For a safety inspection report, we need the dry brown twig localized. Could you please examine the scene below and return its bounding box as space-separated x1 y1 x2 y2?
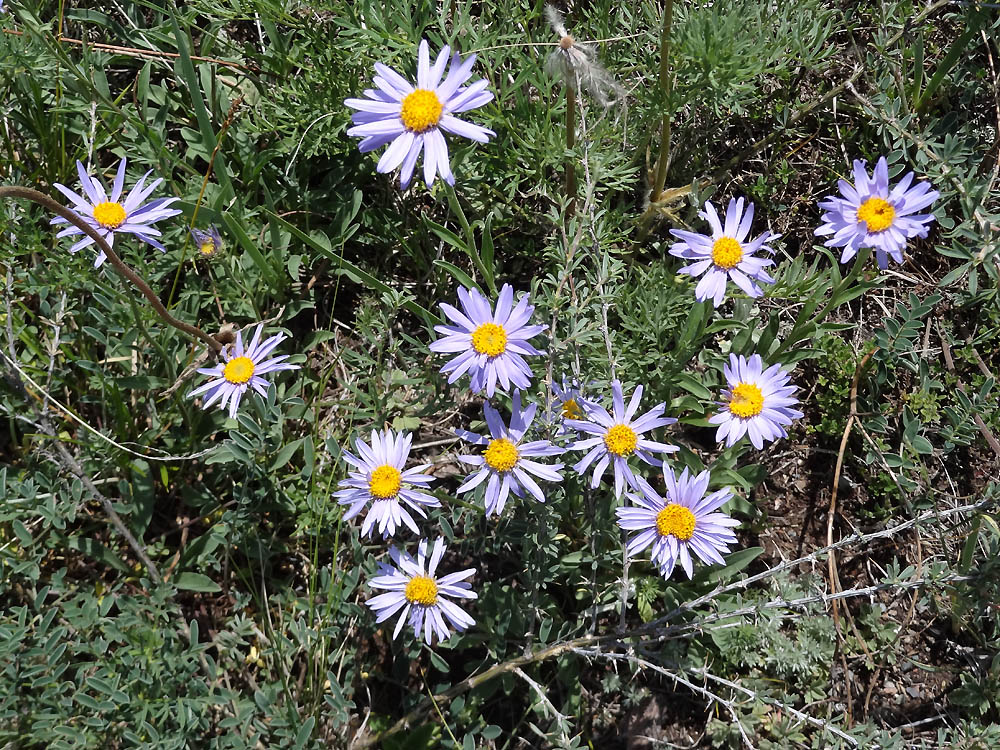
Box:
2 28 255 73
0 186 227 353
825 346 876 721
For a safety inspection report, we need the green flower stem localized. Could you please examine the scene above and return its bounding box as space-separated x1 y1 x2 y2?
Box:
650 0 674 203
444 184 495 295
565 83 577 215
0 186 226 354
769 248 872 361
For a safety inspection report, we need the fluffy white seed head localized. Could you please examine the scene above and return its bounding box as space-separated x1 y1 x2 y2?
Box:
543 4 623 107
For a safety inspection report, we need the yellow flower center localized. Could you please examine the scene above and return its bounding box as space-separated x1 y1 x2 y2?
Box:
604 424 638 457
93 201 127 230
655 503 697 540
471 323 507 357
729 382 764 419
200 241 217 256
711 236 743 269
857 197 896 233
400 89 443 133
368 465 402 499
223 356 255 385
561 398 583 420
404 575 438 606
484 438 519 472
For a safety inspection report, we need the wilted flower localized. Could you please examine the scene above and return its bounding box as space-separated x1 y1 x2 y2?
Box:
815 156 939 269
544 4 622 106
345 39 495 189
429 284 545 397
566 380 677 497
669 198 778 307
455 391 564 517
334 428 439 538
188 323 299 418
617 467 739 580
709 354 803 449
190 225 223 257
51 158 182 268
366 537 477 645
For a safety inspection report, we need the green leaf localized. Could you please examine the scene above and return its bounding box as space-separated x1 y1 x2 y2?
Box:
383 723 435 750
168 10 234 201
266 211 438 325
425 217 470 254
12 519 32 546
673 372 712 400
434 259 477 291
294 717 316 748
62 535 130 573
222 211 280 289
174 572 222 593
428 649 449 672
707 546 764 583
270 438 304 472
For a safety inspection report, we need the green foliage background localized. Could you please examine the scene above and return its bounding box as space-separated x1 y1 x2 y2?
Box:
1 0 1000 747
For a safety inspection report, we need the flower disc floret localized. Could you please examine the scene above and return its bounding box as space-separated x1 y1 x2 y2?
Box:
550 377 587 435
484 438 519 472
369 465 403 499
616 467 739 580
93 201 126 229
561 397 583 420
566 380 678 498
188 324 299 419
815 156 940 269
856 197 895 233
334 428 439 538
669 197 778 307
366 538 477 644
711 237 743 269
344 39 496 189
471 322 507 357
400 89 443 132
455 392 565 517
656 503 696 540
404 575 438 605
603 424 637 457
223 356 255 385
191 226 223 258
51 157 182 268
728 383 764 418
709 354 803 449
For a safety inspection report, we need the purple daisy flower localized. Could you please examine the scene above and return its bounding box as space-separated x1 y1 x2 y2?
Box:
815 156 940 269
187 324 300 418
549 376 586 435
51 158 182 268
616 468 739 580
190 225 223 257
367 537 477 645
429 284 545 397
455 391 564 517
345 39 495 189
708 354 803 449
566 380 678 498
669 197 778 307
334 428 439 538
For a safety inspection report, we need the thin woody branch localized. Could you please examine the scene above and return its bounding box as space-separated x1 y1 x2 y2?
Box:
0 185 226 353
